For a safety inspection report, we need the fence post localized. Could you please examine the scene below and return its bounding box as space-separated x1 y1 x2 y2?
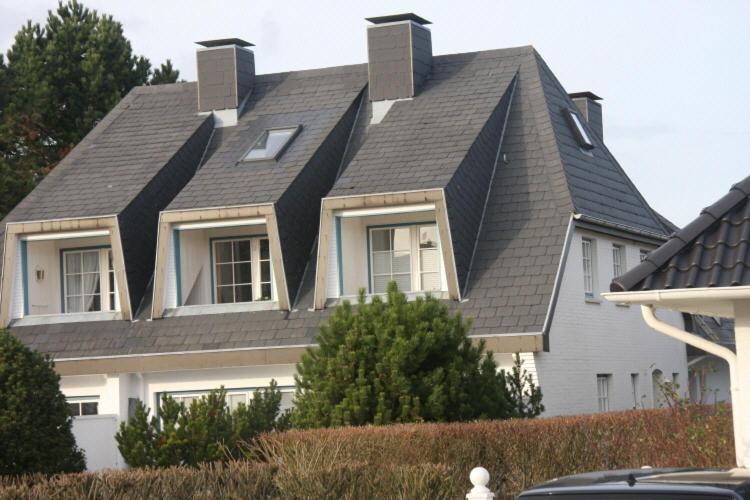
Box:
466 467 494 500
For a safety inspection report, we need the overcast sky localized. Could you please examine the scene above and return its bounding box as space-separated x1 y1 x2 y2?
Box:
1 0 748 227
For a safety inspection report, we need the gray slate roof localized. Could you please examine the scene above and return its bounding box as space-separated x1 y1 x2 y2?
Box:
8 44 672 359
612 175 750 292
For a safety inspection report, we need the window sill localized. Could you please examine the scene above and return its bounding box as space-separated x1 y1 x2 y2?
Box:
615 302 631 308
163 301 280 318
326 290 449 307
12 311 122 327
584 298 602 305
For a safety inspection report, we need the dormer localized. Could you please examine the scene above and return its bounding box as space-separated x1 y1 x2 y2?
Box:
0 218 131 326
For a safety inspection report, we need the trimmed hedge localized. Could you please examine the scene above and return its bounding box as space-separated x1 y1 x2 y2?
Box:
0 406 734 499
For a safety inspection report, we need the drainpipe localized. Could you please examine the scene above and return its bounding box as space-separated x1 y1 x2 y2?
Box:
641 305 746 468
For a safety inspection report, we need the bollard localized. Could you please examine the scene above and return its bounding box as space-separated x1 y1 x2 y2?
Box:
467 467 494 500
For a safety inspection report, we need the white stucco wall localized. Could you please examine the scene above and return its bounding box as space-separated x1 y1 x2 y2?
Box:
532 228 688 416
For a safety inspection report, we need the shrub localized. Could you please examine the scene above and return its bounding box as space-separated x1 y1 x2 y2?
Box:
116 381 289 467
0 329 85 474
292 283 519 427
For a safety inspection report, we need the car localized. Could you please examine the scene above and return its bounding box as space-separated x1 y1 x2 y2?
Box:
517 468 750 499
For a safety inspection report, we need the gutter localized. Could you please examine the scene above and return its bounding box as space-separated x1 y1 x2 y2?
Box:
639 304 745 468
602 286 750 304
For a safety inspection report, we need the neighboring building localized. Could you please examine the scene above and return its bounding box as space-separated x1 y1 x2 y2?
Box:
0 14 687 468
685 315 734 404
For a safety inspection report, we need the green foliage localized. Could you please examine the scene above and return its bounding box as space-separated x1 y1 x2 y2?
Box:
292 282 517 428
0 0 181 220
151 59 181 85
116 382 288 468
0 329 85 474
505 353 545 418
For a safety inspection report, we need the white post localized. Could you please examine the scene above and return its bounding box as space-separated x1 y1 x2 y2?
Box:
733 301 750 468
467 467 494 500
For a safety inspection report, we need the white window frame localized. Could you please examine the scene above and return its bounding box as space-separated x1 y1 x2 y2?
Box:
581 238 596 299
241 126 301 162
612 244 625 278
368 224 443 294
163 386 295 412
67 396 100 417
211 236 274 304
597 374 611 412
639 248 649 262
61 248 119 314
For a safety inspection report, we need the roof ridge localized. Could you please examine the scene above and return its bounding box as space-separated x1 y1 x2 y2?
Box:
611 174 750 292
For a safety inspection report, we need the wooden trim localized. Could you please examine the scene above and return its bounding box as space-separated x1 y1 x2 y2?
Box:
0 231 18 327
321 189 443 211
469 333 544 353
151 218 172 319
160 205 274 224
54 347 309 376
265 208 290 310
435 191 461 300
109 219 132 320
313 206 335 309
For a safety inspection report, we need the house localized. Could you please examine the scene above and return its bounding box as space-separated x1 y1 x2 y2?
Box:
605 174 750 467
685 315 734 403
0 14 688 469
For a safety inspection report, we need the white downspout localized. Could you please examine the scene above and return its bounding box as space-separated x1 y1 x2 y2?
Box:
641 305 746 468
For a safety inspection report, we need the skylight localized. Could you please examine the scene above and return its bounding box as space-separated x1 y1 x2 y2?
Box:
564 109 595 150
242 126 301 161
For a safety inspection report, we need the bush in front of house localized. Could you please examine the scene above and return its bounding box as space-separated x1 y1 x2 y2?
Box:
1 406 734 499
292 282 543 428
115 381 289 467
0 329 85 474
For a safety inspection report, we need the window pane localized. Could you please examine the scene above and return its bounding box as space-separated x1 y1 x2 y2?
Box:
260 261 271 283
419 226 438 249
392 227 410 251
67 403 80 417
217 286 234 304
234 263 252 284
236 285 253 303
393 274 411 292
81 402 98 416
215 242 233 263
109 292 116 311
83 273 101 295
244 128 298 160
228 394 246 411
65 253 81 274
260 239 269 260
392 251 411 274
420 248 439 274
372 253 391 275
84 294 101 312
66 274 82 296
371 229 391 252
373 276 389 293
82 251 99 273
234 240 251 262
215 264 234 286
66 297 82 313
421 272 441 292
260 283 272 301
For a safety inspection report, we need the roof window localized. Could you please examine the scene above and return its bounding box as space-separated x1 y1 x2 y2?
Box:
564 109 594 150
242 126 301 161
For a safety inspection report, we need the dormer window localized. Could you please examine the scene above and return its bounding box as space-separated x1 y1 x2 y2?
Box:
369 224 441 293
62 248 118 313
564 109 594 150
242 126 301 161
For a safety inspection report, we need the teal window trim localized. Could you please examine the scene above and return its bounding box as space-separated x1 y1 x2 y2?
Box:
335 216 343 296
173 229 182 306
365 221 436 295
20 240 28 316
59 245 112 313
208 234 269 305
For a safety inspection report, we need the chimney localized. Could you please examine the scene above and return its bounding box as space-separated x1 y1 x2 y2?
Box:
569 91 603 140
365 13 433 101
196 38 255 117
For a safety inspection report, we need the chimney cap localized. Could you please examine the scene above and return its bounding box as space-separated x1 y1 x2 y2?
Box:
366 13 432 25
196 38 254 48
569 91 603 101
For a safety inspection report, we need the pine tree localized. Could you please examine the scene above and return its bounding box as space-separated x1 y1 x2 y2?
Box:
505 353 545 418
292 283 516 428
0 329 85 474
0 1 180 220
151 59 181 85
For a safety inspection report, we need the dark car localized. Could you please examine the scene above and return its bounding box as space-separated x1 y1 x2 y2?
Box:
517 468 750 499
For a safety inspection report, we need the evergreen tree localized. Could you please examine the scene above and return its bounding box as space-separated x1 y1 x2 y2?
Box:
0 0 180 220
151 59 181 85
292 283 517 428
505 353 545 418
0 329 85 474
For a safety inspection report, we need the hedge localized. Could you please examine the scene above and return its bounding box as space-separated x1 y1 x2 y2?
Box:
0 406 734 499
